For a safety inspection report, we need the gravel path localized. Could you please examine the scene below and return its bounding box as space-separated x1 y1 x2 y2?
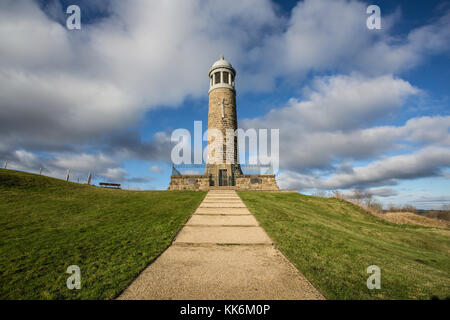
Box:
118 190 324 300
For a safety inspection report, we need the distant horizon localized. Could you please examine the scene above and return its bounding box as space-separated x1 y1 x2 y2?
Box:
2 167 448 211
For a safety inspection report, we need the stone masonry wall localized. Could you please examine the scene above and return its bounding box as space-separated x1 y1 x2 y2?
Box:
168 175 210 191
235 174 279 191
206 87 238 166
168 174 279 191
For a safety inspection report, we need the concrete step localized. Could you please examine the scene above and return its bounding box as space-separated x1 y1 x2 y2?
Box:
204 195 241 198
200 203 246 208
204 199 241 202
187 215 259 226
203 199 242 202
174 226 272 245
195 207 252 215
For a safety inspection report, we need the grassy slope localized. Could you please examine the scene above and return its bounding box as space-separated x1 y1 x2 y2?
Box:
238 191 450 300
0 169 205 299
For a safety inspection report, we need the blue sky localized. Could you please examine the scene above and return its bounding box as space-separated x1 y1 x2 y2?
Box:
0 0 449 209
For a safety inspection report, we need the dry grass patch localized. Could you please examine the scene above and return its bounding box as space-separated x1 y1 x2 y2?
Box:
378 212 449 229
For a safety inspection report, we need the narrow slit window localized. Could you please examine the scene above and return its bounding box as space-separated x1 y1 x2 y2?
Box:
223 71 229 84
214 72 220 84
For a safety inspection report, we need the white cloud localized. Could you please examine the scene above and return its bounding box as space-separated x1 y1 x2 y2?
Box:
278 147 450 190
243 74 422 170
1 0 449 152
101 167 128 181
366 188 398 197
253 0 450 81
0 0 278 149
403 116 450 146
258 76 450 191
52 153 118 172
149 165 163 173
245 74 418 131
12 150 41 169
4 150 130 182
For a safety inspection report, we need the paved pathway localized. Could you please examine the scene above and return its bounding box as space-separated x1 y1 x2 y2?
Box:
118 190 324 299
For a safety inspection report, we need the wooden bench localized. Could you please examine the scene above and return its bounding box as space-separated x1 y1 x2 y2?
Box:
99 182 121 189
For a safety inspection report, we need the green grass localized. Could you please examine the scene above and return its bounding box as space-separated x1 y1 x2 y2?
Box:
0 169 206 299
238 191 450 300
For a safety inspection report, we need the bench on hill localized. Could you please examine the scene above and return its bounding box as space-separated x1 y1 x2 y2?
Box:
99 182 121 189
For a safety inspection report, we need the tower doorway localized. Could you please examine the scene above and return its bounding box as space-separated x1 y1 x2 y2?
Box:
219 169 228 186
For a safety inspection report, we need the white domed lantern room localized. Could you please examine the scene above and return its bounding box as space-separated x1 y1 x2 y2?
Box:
208 54 236 93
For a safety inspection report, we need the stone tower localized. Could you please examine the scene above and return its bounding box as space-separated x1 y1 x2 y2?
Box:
204 55 242 186
168 55 279 191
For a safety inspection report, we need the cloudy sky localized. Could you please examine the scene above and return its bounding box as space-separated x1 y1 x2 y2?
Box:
1 0 449 208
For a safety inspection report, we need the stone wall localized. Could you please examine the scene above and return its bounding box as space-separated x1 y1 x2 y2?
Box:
235 174 279 191
168 174 279 191
206 87 238 167
168 175 210 191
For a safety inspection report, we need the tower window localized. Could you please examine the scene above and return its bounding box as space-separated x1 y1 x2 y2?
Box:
214 72 220 84
231 73 234 84
223 71 229 84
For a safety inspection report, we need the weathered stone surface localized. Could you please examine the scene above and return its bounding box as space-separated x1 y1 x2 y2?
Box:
235 174 279 191
168 174 280 191
168 175 209 190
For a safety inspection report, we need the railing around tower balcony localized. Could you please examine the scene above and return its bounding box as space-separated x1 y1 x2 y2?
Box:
172 164 206 176
240 164 274 175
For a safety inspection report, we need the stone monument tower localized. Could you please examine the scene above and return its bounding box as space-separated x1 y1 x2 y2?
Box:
204 55 242 186
168 55 279 191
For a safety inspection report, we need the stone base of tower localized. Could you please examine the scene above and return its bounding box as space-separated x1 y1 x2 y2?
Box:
235 174 279 191
168 175 210 191
168 174 279 191
203 164 243 188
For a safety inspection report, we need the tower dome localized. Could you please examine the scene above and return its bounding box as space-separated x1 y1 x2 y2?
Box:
209 54 234 72
208 55 236 92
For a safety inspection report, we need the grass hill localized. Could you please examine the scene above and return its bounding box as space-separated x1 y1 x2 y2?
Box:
238 191 450 300
0 169 205 299
1 169 449 300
